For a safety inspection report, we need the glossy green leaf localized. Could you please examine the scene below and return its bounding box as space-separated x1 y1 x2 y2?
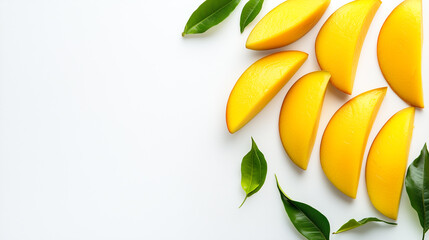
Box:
333 217 396 234
276 175 330 240
239 138 267 208
240 0 264 33
182 0 241 36
405 144 429 240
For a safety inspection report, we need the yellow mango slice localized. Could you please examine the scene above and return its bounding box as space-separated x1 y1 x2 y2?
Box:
378 0 423 108
279 71 331 170
366 107 415 219
246 0 330 50
226 51 308 133
320 87 387 198
315 0 381 94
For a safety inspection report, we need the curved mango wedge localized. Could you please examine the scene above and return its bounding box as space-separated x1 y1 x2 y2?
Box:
366 107 415 219
378 0 423 108
246 0 331 50
279 71 331 170
320 87 387 198
226 51 308 133
315 0 381 94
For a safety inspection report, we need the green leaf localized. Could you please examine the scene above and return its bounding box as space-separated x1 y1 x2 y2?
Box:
240 0 264 33
239 137 267 208
275 175 330 240
333 217 397 234
405 143 429 240
182 0 241 36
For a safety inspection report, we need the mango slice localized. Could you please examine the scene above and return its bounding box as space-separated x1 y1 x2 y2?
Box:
320 87 387 198
366 107 415 219
315 0 381 94
279 71 331 170
378 0 423 108
246 0 331 50
226 51 308 133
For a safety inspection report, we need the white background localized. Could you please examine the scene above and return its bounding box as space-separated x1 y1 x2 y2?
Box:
0 0 427 239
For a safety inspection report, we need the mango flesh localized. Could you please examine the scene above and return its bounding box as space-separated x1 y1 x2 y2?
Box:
315 0 381 94
279 71 331 170
246 0 330 50
320 87 387 198
377 0 423 108
226 51 308 134
366 107 415 219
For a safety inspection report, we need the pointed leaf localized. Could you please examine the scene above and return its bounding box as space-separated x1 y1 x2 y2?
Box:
183 0 241 36
276 176 330 240
405 144 429 239
333 217 396 234
240 0 264 33
239 138 267 207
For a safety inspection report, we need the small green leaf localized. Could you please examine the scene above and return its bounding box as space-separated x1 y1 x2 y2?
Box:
239 137 267 208
240 0 264 33
276 175 330 240
183 0 241 36
405 144 429 240
333 217 397 234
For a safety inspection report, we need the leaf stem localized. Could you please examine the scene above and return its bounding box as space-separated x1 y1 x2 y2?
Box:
239 196 248 208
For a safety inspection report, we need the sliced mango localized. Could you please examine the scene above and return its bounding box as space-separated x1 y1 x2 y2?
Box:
320 87 387 198
378 0 423 108
315 0 381 94
226 51 308 133
279 71 331 170
366 107 415 219
246 0 330 50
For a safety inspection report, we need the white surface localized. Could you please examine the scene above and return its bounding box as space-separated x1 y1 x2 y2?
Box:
0 0 427 239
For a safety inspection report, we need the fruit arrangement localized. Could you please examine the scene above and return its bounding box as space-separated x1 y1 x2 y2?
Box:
184 0 426 238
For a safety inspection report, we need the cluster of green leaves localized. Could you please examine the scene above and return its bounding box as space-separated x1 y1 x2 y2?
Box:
275 175 394 240
239 138 395 239
182 0 264 36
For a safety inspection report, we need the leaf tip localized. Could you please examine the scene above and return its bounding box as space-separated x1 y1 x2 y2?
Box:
251 137 257 148
422 143 429 158
275 174 289 199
